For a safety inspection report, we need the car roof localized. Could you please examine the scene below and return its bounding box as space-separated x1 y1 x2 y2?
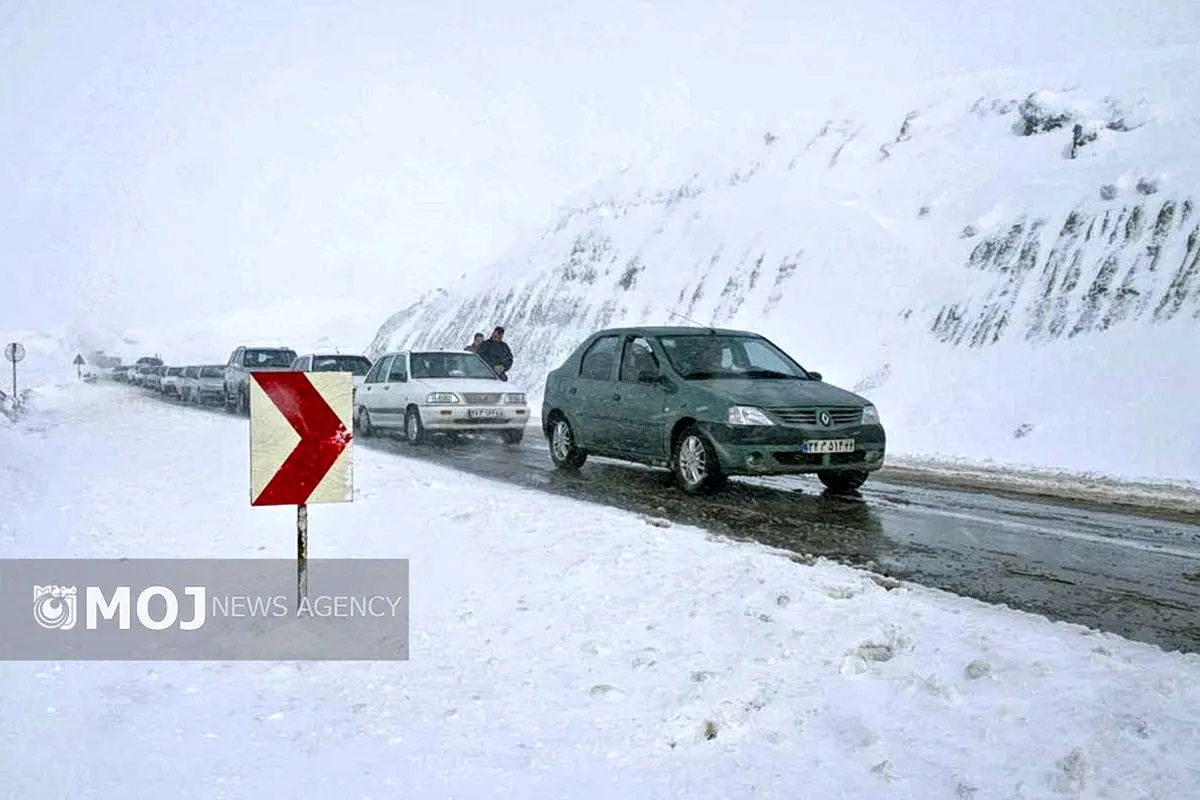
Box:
588 326 762 338
301 352 370 358
379 349 480 356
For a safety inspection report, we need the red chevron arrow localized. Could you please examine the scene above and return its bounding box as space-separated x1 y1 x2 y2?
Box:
252 372 352 506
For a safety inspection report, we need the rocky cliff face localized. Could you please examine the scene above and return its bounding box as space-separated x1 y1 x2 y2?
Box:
368 58 1200 419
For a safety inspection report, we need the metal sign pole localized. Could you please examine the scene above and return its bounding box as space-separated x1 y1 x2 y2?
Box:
297 503 309 614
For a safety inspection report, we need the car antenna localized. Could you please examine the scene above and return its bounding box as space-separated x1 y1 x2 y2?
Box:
667 310 716 334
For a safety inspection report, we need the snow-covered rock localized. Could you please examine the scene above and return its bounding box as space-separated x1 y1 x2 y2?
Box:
368 53 1200 483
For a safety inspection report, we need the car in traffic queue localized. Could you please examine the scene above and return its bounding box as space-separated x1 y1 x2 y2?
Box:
160 366 186 398
142 365 167 392
355 349 529 445
289 353 374 398
222 345 298 414
540 326 885 494
182 365 226 405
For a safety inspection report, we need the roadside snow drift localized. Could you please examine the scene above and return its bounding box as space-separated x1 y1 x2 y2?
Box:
1 383 1197 797
369 52 1200 484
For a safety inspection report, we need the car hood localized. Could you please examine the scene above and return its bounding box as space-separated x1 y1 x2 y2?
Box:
694 378 869 408
411 377 514 394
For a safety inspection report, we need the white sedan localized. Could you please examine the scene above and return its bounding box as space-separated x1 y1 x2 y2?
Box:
354 349 529 444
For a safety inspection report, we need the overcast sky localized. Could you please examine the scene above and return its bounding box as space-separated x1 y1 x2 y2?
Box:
2 0 1195 335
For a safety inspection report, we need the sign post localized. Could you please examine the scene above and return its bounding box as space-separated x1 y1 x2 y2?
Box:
73 353 85 379
4 342 24 407
248 371 353 613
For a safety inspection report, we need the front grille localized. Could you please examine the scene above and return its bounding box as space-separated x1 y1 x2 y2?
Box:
769 406 862 426
462 393 502 405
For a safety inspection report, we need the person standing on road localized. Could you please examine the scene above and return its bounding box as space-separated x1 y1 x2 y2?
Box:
465 332 484 353
476 326 513 381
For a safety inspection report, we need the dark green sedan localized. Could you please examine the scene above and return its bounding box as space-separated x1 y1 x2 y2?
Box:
540 326 886 494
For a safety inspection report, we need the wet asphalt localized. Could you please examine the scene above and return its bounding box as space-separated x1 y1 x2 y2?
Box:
359 428 1200 655
116 384 1200 654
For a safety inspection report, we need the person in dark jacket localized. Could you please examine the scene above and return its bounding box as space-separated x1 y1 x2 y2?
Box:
465 332 484 353
476 326 513 381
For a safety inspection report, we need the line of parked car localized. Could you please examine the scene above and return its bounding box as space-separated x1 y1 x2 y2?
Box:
105 326 888 495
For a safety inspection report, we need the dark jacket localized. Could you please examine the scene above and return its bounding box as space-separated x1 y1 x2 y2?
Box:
476 339 513 377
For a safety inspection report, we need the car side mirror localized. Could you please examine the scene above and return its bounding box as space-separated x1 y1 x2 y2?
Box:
808 371 822 382
636 369 658 385
657 374 677 393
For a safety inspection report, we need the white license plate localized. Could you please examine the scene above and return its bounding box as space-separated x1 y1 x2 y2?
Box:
467 408 504 418
801 438 855 454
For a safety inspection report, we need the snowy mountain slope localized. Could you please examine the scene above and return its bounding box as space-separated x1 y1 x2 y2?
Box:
369 52 1200 483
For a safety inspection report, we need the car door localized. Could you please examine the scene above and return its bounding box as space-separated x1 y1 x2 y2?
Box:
571 335 621 451
611 335 670 458
358 355 392 421
377 353 410 428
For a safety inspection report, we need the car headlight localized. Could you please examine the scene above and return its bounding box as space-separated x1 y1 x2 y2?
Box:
727 406 775 426
861 404 880 425
503 392 525 404
426 392 461 404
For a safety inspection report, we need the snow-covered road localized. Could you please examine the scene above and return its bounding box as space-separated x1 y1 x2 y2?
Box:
2 381 1199 798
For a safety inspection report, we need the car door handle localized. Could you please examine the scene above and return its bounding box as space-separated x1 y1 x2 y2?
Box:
568 387 577 394
612 393 621 401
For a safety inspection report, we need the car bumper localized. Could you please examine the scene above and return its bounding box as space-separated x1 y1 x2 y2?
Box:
421 405 530 431
699 422 887 475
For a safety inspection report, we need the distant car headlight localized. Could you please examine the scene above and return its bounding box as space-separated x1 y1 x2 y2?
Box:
503 392 525 404
861 405 880 425
426 392 461 404
727 406 775 426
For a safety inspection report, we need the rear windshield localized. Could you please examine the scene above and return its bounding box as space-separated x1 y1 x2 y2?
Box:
166 367 183 376
311 355 372 375
244 349 297 368
200 366 224 378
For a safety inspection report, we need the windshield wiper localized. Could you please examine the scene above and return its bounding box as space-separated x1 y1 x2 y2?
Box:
741 369 802 380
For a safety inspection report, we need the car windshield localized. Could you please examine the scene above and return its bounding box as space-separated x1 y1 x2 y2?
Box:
657 334 813 380
409 352 498 380
167 367 182 376
200 366 223 378
244 349 296 368
311 355 372 376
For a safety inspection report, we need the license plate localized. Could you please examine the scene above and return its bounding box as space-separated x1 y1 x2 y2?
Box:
801 438 855 454
467 408 503 418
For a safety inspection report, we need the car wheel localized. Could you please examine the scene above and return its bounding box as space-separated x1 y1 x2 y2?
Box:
404 406 426 445
237 388 249 415
501 429 524 445
356 407 375 437
817 470 869 494
548 415 586 469
672 425 725 495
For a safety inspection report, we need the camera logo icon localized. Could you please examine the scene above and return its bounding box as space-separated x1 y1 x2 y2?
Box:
33 585 77 630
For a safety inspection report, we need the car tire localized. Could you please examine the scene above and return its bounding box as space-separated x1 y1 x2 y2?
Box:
356 407 375 438
548 415 586 470
404 406 426 446
501 429 524 446
237 388 249 416
672 425 726 495
817 470 869 494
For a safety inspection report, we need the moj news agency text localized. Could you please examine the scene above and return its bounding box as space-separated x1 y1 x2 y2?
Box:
32 585 405 631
